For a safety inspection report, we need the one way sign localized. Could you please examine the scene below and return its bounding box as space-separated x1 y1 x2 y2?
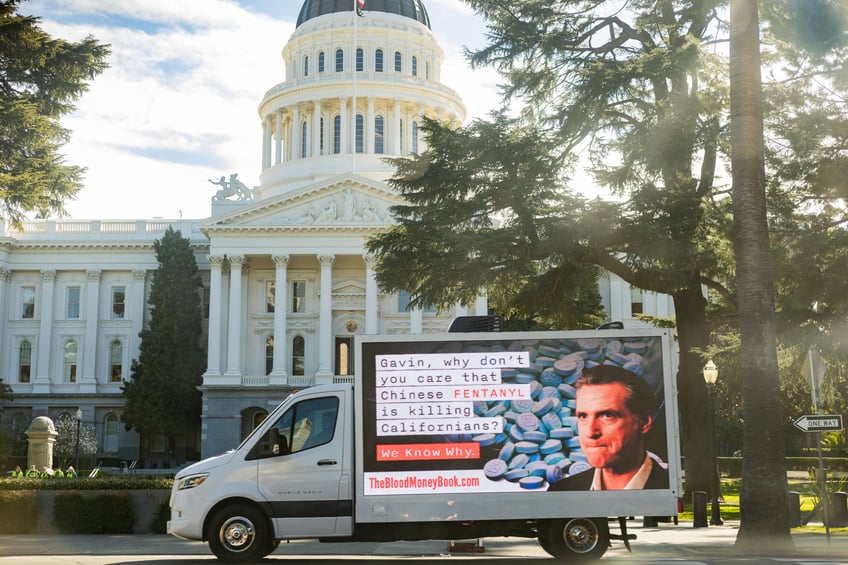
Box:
793 414 843 432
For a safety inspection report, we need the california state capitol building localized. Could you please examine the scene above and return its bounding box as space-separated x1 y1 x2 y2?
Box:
0 0 675 468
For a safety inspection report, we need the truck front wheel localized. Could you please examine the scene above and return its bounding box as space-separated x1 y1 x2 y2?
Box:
207 503 273 563
539 518 609 562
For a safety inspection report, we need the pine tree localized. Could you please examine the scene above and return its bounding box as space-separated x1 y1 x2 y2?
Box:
0 0 110 225
122 227 205 466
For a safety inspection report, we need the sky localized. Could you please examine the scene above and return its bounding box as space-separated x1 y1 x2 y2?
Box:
21 0 502 220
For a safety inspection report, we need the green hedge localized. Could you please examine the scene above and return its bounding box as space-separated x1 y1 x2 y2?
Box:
53 492 136 534
0 491 39 533
0 476 173 490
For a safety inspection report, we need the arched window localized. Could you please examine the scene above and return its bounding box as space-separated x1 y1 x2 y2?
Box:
19 340 31 383
335 48 344 72
110 339 123 382
318 51 325 73
333 115 341 154
301 121 308 158
412 55 417 76
252 410 267 429
64 340 78 383
104 413 119 453
304 55 309 76
355 114 364 153
375 115 384 154
292 336 305 376
394 51 402 72
375 48 383 72
265 335 274 375
412 120 419 153
356 47 364 71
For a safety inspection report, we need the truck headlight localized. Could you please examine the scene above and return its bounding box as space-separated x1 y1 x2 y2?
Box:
177 473 209 490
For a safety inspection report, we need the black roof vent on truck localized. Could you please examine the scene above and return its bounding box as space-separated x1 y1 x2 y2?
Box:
447 315 503 333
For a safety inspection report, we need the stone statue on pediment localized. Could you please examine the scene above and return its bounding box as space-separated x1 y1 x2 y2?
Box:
210 173 254 202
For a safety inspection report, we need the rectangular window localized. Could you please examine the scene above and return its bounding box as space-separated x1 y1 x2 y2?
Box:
110 340 123 382
631 286 644 315
19 341 32 383
67 287 81 319
266 281 276 313
22 286 35 319
111 287 126 319
292 281 306 313
399 290 435 313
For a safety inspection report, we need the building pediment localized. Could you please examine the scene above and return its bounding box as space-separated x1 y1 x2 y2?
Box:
201 175 404 233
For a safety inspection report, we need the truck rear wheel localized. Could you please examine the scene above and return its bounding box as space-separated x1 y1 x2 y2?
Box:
539 518 609 562
207 503 273 563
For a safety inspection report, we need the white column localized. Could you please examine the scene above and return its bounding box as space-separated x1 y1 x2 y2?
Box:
290 105 300 160
410 306 423 334
364 255 378 334
339 97 347 154
312 100 322 157
80 270 101 390
271 255 289 382
608 275 631 321
34 269 56 391
392 98 401 154
366 97 374 153
474 291 488 316
262 117 271 169
130 269 146 360
0 268 9 368
225 255 245 378
275 110 283 164
205 256 224 377
316 254 334 381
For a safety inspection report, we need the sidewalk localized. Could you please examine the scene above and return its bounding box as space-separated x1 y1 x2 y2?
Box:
0 520 846 560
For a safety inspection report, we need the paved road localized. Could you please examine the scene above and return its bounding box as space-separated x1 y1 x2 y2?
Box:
0 520 846 564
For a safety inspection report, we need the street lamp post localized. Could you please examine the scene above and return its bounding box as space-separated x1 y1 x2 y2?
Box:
74 408 82 471
703 360 723 526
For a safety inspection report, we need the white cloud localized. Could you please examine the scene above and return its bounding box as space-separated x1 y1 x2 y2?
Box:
22 0 499 220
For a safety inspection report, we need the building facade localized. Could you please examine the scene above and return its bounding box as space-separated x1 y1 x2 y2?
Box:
0 0 674 466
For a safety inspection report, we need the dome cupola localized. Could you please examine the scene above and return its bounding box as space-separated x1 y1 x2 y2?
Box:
296 0 430 29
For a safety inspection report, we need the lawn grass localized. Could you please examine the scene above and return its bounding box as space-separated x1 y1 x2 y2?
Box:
677 480 848 535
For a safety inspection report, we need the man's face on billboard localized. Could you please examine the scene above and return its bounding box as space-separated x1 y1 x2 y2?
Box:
575 382 651 473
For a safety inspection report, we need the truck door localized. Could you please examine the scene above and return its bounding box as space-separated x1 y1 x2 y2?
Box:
255 392 352 538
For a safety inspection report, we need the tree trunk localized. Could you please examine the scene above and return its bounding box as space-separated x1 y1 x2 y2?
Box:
673 282 714 498
729 0 793 550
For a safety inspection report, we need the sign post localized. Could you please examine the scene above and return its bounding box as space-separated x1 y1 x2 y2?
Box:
799 347 831 540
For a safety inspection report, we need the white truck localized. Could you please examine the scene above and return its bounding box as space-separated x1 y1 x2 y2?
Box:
168 328 681 562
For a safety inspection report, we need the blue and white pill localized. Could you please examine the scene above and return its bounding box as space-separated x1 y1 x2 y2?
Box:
503 410 519 422
539 438 562 455
526 461 548 477
515 372 536 384
544 452 567 465
473 433 497 447
542 413 561 432
540 369 562 388
508 453 529 470
529 380 543 399
485 404 507 418
515 441 540 454
505 468 530 482
498 441 516 461
483 458 508 480
516 412 541 432
565 437 582 449
557 383 577 399
512 399 535 413
606 351 630 365
623 361 644 376
473 401 489 416
532 398 554 416
567 461 592 475
546 465 564 484
569 451 588 462
549 427 574 439
519 475 546 489
522 430 548 443
509 425 524 442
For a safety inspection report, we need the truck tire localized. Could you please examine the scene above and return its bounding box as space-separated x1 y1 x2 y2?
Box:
539 518 609 562
207 503 273 563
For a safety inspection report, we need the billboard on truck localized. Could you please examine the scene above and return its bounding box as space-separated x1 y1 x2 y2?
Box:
355 329 680 522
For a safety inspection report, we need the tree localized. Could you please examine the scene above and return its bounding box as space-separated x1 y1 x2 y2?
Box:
728 0 792 547
370 0 728 497
52 413 96 469
0 0 110 226
122 226 205 466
